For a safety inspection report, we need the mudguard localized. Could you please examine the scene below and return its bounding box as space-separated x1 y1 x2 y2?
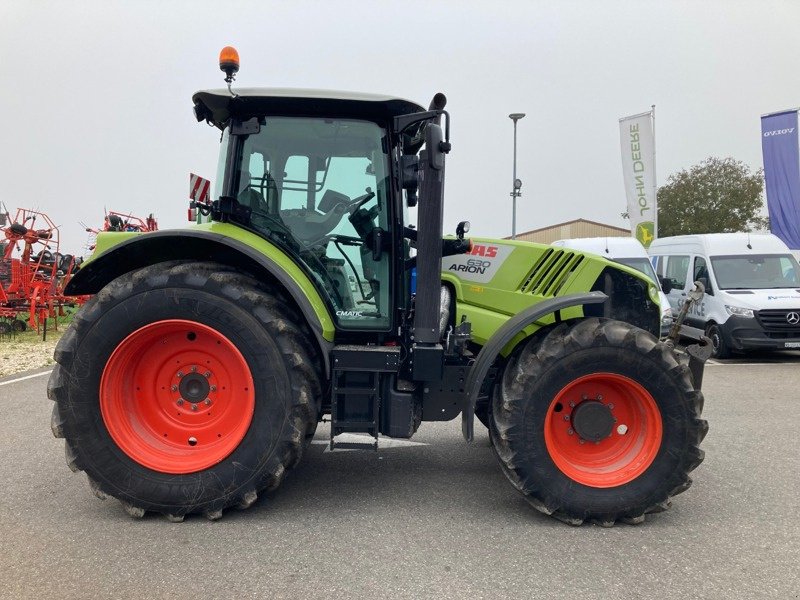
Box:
66 228 336 374
461 291 607 441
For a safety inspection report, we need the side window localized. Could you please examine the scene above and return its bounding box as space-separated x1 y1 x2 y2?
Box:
281 155 311 210
779 257 800 285
213 128 230 201
666 255 689 289
652 255 664 277
693 257 708 281
243 153 266 193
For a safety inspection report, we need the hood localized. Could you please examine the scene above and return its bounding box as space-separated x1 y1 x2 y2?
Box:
720 288 800 309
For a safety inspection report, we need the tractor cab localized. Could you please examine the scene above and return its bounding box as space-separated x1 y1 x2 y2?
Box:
192 89 427 332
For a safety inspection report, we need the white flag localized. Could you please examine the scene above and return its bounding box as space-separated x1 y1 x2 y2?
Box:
619 111 657 247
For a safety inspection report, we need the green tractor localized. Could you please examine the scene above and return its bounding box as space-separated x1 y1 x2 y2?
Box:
49 48 708 525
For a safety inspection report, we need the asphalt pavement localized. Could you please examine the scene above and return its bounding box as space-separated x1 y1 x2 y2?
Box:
1 357 799 600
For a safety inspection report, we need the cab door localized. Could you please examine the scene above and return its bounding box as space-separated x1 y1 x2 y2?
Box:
235 117 394 332
685 255 710 325
659 254 691 313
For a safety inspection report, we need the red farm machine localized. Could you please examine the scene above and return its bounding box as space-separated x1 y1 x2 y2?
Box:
0 207 83 334
84 210 158 251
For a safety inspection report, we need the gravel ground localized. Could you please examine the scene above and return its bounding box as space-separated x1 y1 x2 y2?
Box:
0 328 63 377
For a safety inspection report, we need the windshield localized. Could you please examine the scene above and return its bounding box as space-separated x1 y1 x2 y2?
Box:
710 254 800 289
613 257 659 285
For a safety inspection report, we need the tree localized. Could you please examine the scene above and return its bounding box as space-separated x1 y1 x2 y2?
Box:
657 157 767 237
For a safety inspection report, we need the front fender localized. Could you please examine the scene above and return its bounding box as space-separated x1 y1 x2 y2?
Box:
461 291 607 442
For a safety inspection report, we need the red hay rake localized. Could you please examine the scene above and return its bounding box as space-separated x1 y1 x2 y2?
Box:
1 207 83 333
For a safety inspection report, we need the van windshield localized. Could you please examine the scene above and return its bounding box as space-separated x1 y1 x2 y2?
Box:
710 254 800 289
613 257 658 285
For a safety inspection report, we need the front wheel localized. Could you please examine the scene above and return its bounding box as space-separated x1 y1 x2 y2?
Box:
705 322 731 359
48 262 322 520
490 318 707 526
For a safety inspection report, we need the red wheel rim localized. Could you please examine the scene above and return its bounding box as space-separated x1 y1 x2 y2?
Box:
544 373 662 488
100 319 255 474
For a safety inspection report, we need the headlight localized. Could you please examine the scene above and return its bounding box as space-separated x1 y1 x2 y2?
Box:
725 305 754 318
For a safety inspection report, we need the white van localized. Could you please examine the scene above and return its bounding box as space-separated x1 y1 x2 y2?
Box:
552 237 673 336
648 233 800 358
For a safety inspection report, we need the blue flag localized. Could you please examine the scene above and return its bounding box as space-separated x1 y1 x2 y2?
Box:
761 110 800 249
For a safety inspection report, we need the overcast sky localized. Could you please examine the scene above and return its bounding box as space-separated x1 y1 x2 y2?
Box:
1 0 798 254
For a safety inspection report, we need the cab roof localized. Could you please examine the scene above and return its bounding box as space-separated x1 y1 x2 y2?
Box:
192 87 426 129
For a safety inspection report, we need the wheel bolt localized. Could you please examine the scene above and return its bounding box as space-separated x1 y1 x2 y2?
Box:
608 403 614 410
204 371 211 378
581 394 588 400
210 385 217 392
190 366 197 373
579 439 585 445
177 371 184 378
567 428 574 435
177 399 184 406
569 401 575 408
563 415 570 421
171 385 178 392
191 404 198 411
204 399 211 406
597 394 603 401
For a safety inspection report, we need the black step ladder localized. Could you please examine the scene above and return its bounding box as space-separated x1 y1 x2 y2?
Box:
329 345 401 451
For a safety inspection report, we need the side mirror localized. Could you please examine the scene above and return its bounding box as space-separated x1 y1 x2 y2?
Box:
400 155 419 207
425 123 447 171
456 221 470 240
659 276 673 294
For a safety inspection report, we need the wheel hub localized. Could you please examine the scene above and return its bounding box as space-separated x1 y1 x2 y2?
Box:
179 371 210 403
571 400 614 442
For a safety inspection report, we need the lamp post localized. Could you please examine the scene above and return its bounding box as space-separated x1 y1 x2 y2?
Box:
509 113 525 239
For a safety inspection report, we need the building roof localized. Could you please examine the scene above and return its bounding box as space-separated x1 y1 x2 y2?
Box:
508 218 630 239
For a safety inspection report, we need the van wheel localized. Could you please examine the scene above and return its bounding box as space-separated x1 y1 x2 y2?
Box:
705 323 730 359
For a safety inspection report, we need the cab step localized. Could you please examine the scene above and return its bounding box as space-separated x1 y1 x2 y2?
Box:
329 345 401 451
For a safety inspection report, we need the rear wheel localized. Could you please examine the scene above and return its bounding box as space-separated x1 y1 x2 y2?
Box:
0 320 11 335
490 318 707 526
11 319 26 332
48 262 322 520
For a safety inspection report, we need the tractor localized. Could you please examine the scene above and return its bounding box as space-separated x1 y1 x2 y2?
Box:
49 48 708 525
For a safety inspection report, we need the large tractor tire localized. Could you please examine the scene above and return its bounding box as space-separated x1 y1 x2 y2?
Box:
48 262 323 521
490 318 707 526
